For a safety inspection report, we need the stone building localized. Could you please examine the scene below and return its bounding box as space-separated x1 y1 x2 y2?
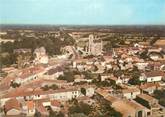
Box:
86 34 103 55
34 47 48 64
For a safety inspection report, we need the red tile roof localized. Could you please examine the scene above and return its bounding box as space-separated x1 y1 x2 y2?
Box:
51 100 61 107
19 66 45 79
35 102 48 115
144 71 164 77
137 94 157 102
5 98 21 112
140 83 160 89
122 88 140 94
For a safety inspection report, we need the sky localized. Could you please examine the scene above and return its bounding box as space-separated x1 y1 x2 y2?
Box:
1 0 165 25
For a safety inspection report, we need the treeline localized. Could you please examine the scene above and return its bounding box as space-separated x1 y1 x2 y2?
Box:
1 37 75 55
0 33 75 66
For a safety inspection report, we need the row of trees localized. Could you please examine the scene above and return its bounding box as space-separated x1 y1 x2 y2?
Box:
68 100 92 116
154 89 165 107
57 70 75 82
0 53 17 66
67 98 120 117
92 74 122 89
34 108 64 117
41 84 58 91
99 102 122 117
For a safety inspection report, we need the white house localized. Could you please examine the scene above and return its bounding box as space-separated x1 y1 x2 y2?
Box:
100 74 111 81
1 86 95 104
86 87 95 97
121 88 141 99
140 71 164 83
140 83 160 94
135 62 149 70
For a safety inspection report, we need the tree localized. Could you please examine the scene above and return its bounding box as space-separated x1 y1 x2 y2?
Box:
34 110 41 117
97 74 101 82
16 52 32 69
41 84 58 91
159 98 165 107
1 53 17 67
68 101 92 116
154 89 165 106
82 71 93 79
119 39 125 45
41 85 49 91
48 106 64 117
57 71 75 82
92 74 115 87
93 65 98 72
79 102 92 115
81 88 86 96
57 75 66 80
104 42 112 52
128 77 141 85
113 70 123 78
104 39 119 52
0 31 76 67
140 49 148 60
1 41 14 53
56 111 65 117
64 71 75 82
128 66 141 85
49 109 56 117
51 84 58 90
10 81 21 88
101 103 122 117
69 104 82 114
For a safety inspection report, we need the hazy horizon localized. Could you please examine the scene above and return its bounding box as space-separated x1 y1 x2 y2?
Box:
1 0 165 25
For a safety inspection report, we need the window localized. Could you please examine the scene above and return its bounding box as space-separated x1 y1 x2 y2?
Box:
147 112 151 116
138 111 143 117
